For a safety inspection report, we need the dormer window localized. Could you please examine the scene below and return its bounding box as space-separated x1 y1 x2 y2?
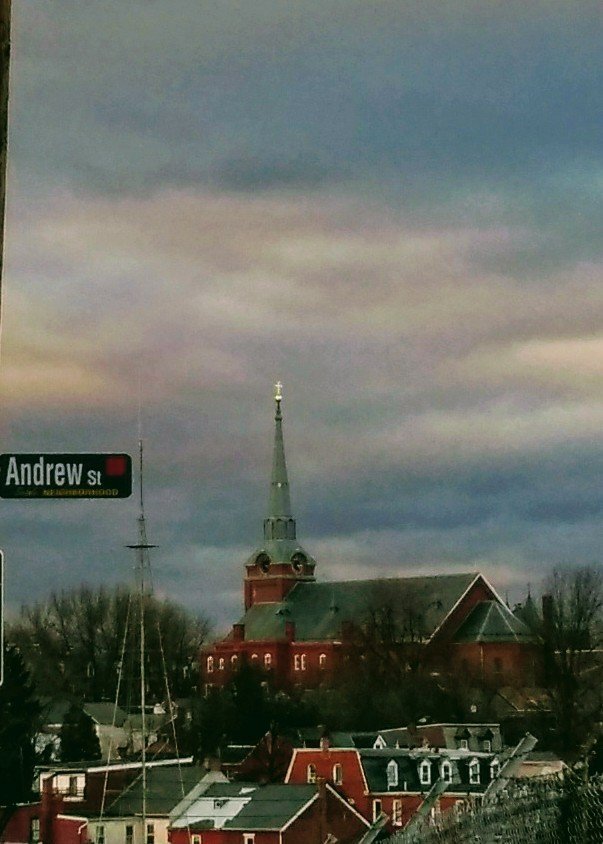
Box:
386 759 398 789
307 764 317 784
469 758 480 785
482 739 491 752
419 760 431 787
459 739 468 750
490 759 500 780
440 761 453 783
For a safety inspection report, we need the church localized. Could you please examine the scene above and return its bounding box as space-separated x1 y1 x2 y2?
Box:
202 387 539 692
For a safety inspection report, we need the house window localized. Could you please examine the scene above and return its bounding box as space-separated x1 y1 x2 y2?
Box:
243 835 255 844
231 655 238 667
441 761 453 783
294 654 301 671
218 658 225 671
301 653 306 671
68 775 78 796
386 759 398 788
372 799 382 822
483 740 491 753
30 818 40 844
319 653 327 669
460 739 468 750
96 826 105 844
307 764 317 783
392 799 403 826
191 836 202 844
333 763 343 785
419 760 431 786
490 759 500 780
494 658 503 676
469 759 481 785
264 653 272 669
125 826 134 844
206 656 214 673
251 653 259 662
146 823 154 844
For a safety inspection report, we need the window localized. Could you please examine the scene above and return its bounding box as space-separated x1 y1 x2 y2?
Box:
68 775 78 796
251 653 259 662
441 761 453 783
392 799 403 826
243 835 255 844
372 799 382 822
125 826 134 844
206 656 214 673
294 654 301 671
231 655 238 667
319 653 327 669
460 739 468 750
482 740 491 753
191 836 202 844
30 818 40 844
301 653 307 671
333 763 343 785
307 763 317 783
469 759 481 785
264 653 272 669
494 658 503 676
96 826 105 844
218 658 225 671
419 760 431 786
146 824 154 844
386 759 398 789
490 759 500 780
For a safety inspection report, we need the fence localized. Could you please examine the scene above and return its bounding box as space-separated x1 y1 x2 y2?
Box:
385 772 603 844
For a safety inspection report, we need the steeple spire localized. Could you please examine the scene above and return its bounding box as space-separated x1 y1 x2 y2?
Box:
264 382 296 541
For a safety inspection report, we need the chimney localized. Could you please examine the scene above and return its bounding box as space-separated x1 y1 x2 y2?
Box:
285 620 296 642
319 726 330 752
233 623 245 641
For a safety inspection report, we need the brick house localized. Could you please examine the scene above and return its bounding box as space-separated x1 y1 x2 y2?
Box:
168 779 369 844
202 391 539 692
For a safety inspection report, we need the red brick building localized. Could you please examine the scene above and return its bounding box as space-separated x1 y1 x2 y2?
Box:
202 391 539 691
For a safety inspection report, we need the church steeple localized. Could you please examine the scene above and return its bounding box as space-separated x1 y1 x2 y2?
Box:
264 382 296 542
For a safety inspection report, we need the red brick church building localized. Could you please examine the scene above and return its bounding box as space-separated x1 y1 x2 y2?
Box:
202 389 539 691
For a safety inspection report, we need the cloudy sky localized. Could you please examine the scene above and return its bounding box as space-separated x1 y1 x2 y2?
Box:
1 1 602 630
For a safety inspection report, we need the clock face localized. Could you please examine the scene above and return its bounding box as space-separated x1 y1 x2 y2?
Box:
256 553 270 573
291 552 307 572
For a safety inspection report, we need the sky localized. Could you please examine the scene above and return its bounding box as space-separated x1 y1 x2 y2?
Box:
1 1 602 631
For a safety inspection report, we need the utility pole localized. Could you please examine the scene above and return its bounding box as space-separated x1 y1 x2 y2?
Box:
0 0 10 332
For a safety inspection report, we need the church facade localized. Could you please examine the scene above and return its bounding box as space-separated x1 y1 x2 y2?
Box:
201 390 539 692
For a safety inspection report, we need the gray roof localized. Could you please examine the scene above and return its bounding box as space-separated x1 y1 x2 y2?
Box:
185 782 317 831
453 601 537 644
107 764 205 817
360 749 501 795
237 573 479 642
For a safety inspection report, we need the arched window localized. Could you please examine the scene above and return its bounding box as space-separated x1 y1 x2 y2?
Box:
319 653 327 669
469 759 480 785
333 763 343 785
251 653 259 662
307 764 317 784
218 658 225 671
264 653 272 669
440 761 453 783
419 760 431 786
490 759 500 780
301 653 307 671
230 655 238 667
206 656 214 673
386 759 398 789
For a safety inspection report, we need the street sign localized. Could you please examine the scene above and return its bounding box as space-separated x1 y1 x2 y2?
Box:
0 453 132 499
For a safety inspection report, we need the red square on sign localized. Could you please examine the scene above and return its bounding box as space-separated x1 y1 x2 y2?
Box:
105 455 127 477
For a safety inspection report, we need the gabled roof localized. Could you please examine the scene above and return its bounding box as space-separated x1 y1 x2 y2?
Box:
452 601 537 644
106 764 204 817
172 782 318 831
237 572 480 642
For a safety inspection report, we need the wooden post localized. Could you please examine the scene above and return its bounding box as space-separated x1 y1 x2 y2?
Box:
0 0 10 331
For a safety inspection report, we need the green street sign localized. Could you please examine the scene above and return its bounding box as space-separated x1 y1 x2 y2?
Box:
0 453 132 499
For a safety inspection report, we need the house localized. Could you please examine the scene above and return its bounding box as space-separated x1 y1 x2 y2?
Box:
201 391 540 692
372 723 504 754
285 741 506 833
168 779 370 843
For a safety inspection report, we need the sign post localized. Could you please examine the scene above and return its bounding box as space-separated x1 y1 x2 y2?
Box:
0 453 132 499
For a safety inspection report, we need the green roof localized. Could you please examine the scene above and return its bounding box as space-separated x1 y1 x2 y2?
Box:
453 601 537 644
237 572 479 642
107 764 205 817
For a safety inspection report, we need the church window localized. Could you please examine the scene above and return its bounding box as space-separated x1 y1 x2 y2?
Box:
419 760 431 786
386 759 398 788
264 653 272 668
206 656 214 673
333 763 343 785
218 658 225 671
319 653 327 669
307 764 317 783
441 761 453 783
392 800 403 826
469 759 481 785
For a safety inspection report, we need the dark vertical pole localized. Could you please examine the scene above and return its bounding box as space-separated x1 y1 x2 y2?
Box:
0 0 10 332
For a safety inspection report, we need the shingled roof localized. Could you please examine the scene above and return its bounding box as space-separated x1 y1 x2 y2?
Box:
236 572 481 642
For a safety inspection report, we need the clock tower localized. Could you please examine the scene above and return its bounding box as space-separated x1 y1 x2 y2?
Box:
244 383 316 610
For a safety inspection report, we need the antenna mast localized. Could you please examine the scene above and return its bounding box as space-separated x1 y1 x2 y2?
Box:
126 437 157 834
